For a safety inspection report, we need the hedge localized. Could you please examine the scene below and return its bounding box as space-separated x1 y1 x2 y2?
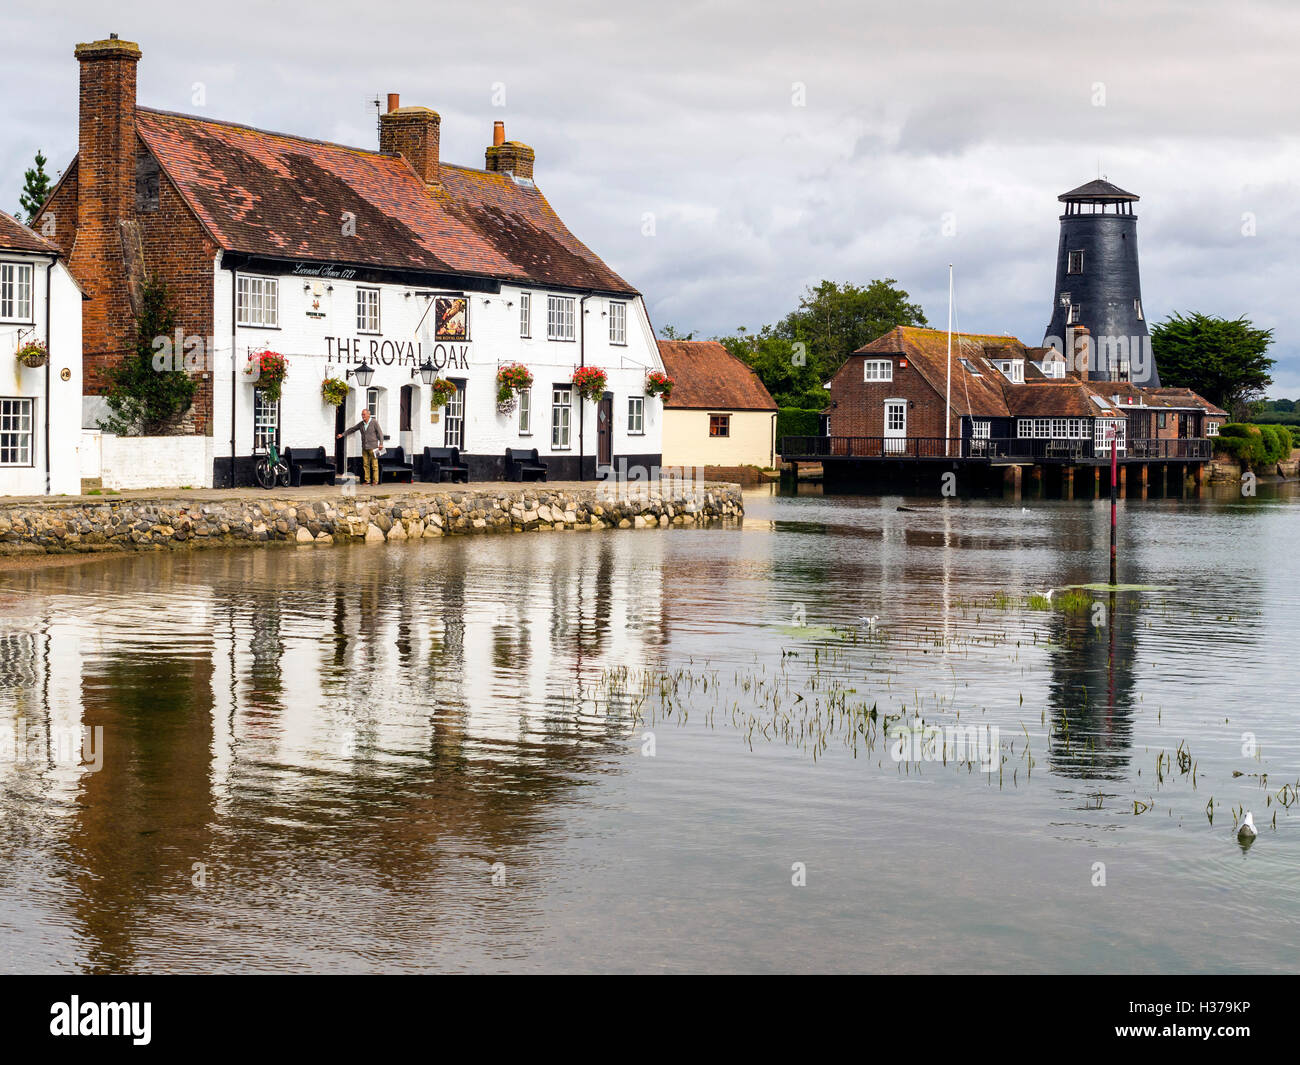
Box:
1215 423 1295 467
776 407 823 441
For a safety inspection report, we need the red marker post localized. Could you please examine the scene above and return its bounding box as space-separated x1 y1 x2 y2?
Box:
1108 423 1118 587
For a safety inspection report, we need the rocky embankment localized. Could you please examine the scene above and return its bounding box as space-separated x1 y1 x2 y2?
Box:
0 482 744 556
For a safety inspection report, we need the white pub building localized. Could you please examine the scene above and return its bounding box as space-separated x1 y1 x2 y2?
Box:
35 37 666 487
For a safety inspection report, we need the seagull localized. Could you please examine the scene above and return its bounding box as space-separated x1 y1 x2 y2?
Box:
1238 812 1257 840
1021 507 1030 514
1037 589 1055 602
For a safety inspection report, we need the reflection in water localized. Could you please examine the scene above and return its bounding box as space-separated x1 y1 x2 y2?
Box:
0 487 1297 974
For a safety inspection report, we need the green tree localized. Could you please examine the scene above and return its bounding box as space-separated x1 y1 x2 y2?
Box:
17 150 52 224
1150 312 1274 414
774 279 927 379
658 324 695 340
100 277 197 435
717 325 827 408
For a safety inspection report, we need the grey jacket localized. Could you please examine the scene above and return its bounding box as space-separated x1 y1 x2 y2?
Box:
344 418 384 450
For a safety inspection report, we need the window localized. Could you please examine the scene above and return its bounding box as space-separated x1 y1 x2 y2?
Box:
551 387 572 448
863 359 893 382
366 387 381 418
237 275 279 327
1067 303 1080 325
519 292 531 338
959 357 983 377
1095 418 1126 453
628 396 644 434
444 382 465 449
997 360 1025 383
547 295 576 341
1134 298 1143 321
609 301 627 345
0 263 33 321
252 388 279 453
356 287 380 333
0 398 33 466
971 419 990 440
1157 412 1167 429
1068 250 1084 274
1042 358 1065 379
1207 421 1220 437
709 414 730 438
518 388 531 435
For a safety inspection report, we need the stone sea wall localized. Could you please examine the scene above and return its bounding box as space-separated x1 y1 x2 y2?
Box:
0 483 744 556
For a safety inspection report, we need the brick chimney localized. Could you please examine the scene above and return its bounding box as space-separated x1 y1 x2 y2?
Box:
485 122 535 181
72 33 143 387
379 96 440 184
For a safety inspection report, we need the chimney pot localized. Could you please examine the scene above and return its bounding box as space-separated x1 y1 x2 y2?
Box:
493 121 505 147
387 93 400 113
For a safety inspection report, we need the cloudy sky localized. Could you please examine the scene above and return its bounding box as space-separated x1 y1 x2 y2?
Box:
7 0 1299 394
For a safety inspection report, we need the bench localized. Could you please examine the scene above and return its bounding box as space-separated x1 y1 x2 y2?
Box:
505 447 548 482
377 445 415 483
284 446 336 487
422 446 469 483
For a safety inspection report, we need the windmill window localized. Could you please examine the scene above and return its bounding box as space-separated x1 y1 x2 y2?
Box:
1067 250 1084 274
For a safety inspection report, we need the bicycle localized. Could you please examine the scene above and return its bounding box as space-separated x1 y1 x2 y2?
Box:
254 444 291 489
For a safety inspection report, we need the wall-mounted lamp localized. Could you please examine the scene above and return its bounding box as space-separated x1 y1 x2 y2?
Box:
410 359 437 386
346 362 375 389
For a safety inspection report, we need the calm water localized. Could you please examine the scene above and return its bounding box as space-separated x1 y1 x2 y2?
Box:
0 484 1297 974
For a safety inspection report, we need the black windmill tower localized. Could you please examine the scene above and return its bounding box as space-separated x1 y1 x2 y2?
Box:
1042 178 1159 386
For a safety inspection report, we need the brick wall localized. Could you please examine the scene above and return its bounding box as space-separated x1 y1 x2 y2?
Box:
826 354 949 438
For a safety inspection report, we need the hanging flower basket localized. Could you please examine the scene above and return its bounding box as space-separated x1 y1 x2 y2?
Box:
572 366 608 404
321 376 349 407
496 362 534 414
645 370 675 400
245 349 289 402
430 378 457 409
15 339 47 369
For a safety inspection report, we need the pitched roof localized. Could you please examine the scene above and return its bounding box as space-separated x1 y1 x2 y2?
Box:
1006 380 1123 417
657 340 778 411
851 326 1018 417
1147 387 1228 415
0 209 61 255
134 107 637 294
1059 178 1139 203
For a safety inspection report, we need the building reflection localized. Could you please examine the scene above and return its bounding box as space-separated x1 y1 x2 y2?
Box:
0 535 667 971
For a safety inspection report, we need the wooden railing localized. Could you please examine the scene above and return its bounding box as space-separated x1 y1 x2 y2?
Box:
780 436 1213 461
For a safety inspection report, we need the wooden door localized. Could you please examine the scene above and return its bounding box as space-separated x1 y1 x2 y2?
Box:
597 393 613 466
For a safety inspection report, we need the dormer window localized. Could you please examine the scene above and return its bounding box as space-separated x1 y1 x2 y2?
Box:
995 359 1024 383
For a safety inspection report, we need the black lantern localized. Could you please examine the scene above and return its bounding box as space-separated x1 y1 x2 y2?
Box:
411 359 437 386
347 362 375 389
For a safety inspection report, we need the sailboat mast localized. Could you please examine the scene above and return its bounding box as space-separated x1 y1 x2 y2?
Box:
945 264 953 457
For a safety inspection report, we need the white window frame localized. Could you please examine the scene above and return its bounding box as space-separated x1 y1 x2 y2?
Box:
883 399 907 453
627 395 644 434
1207 421 1220 437
1134 298 1143 321
863 359 893 382
237 274 279 328
0 397 34 466
609 301 627 345
519 292 531 338
365 387 382 419
551 387 572 449
1095 418 1127 453
547 295 576 341
356 287 381 333
1067 303 1080 325
0 262 34 322
252 388 279 453
971 419 991 440
518 387 532 435
444 383 465 450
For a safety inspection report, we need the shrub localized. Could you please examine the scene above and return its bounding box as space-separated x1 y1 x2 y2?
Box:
100 277 197 435
777 407 823 441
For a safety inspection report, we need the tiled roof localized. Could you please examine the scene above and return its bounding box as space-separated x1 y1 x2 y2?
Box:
1007 380 1123 417
134 108 637 294
0 210 61 255
1148 387 1228 415
657 340 778 411
851 326 1019 417
1059 179 1138 202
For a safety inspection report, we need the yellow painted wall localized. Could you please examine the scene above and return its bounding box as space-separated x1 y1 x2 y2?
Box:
661 410 775 468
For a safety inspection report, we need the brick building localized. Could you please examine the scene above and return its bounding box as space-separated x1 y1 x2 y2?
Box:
36 35 666 486
822 325 1224 458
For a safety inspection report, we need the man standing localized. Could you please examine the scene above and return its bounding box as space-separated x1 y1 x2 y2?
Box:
337 408 385 485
